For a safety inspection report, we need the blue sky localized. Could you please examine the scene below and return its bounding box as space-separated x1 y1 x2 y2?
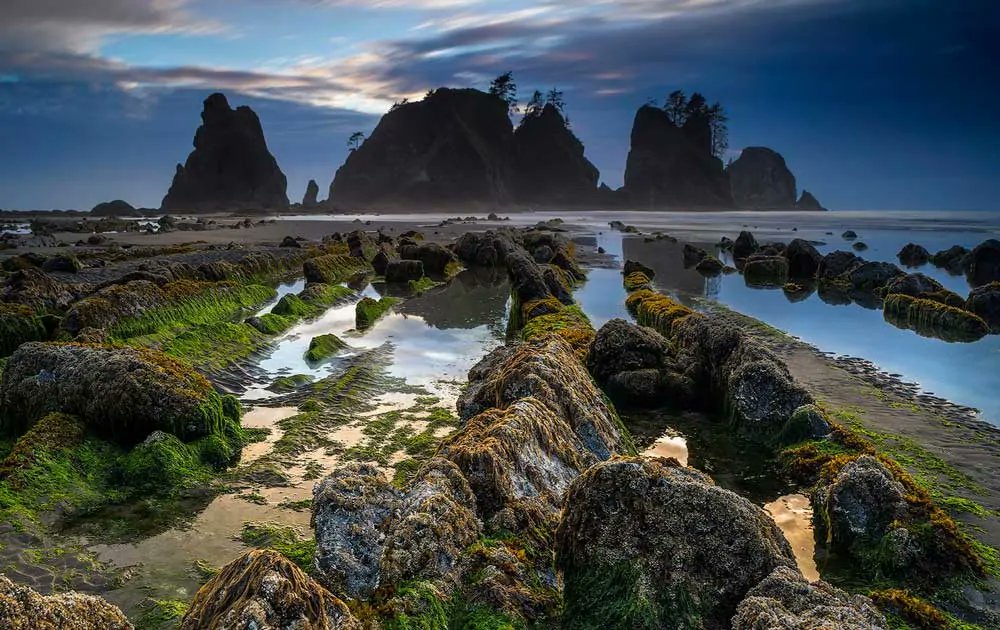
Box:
0 0 997 211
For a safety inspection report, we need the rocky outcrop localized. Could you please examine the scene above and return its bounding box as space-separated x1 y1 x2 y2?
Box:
884 293 989 342
622 105 732 208
90 199 135 216
847 261 904 293
397 241 458 276
966 238 1000 286
898 243 930 267
732 566 886 629
818 250 863 278
161 93 289 211
733 230 759 260
784 238 822 278
0 342 238 443
813 456 907 554
587 319 694 406
967 282 1000 333
329 88 515 207
454 231 518 267
796 190 825 210
930 245 969 273
881 273 964 307
181 550 359 630
727 147 797 209
311 459 480 599
1 268 80 312
513 104 599 203
302 179 320 207
384 259 423 283
0 574 132 629
743 255 789 287
556 457 796 628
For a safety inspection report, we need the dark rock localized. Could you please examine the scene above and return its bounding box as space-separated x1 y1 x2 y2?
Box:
0 574 132 629
41 254 82 273
2 252 46 271
732 566 886 629
505 249 552 305
329 88 515 206
90 199 135 216
847 261 904 292
852 241 868 251
966 238 1000 286
733 230 759 260
182 549 359 630
454 231 517 267
897 243 930 267
814 456 907 552
513 103 599 203
744 255 789 287
161 93 289 211
621 105 732 207
682 243 707 267
881 273 963 306
587 319 694 406
842 230 858 240
385 259 424 283
796 189 825 210
302 179 320 207
279 236 301 248
399 241 458 276
727 147 797 209
818 250 864 278
774 403 831 444
346 230 377 261
556 457 795 629
312 459 480 599
967 282 1000 333
695 255 725 276
1 268 79 311
784 238 822 278
623 260 655 278
531 244 553 263
0 342 238 444
371 248 391 275
930 245 969 273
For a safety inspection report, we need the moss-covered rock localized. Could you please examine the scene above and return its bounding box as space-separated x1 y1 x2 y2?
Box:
743 255 789 287
625 289 699 336
0 342 240 443
312 459 481 600
385 259 424 283
520 304 594 359
355 296 398 330
556 457 796 629
784 238 822 278
303 253 370 284
883 293 989 342
398 242 459 276
623 271 651 292
898 243 930 267
0 302 48 357
967 281 1000 333
0 574 132 629
305 334 347 363
181 549 359 630
732 566 886 629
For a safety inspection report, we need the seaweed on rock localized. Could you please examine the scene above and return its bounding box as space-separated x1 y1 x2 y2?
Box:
355 296 398 330
883 293 989 342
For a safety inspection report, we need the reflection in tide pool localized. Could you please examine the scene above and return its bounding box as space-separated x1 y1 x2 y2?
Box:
641 432 689 466
765 494 818 581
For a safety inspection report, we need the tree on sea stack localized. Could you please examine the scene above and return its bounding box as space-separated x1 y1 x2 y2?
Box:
347 131 365 152
488 71 519 114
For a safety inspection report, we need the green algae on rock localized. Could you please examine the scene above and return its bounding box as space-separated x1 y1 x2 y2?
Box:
305 334 347 363
0 574 133 629
303 253 370 284
355 296 398 330
0 303 49 357
181 549 359 630
0 342 240 444
883 293 989 342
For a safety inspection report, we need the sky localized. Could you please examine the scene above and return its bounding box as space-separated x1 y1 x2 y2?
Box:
0 0 997 212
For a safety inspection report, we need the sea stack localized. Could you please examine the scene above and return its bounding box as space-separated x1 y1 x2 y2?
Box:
302 179 320 208
621 105 732 207
727 147 797 209
161 93 289 212
513 103 599 204
328 88 516 207
796 189 825 210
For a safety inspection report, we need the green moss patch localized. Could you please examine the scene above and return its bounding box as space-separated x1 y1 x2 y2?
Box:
240 521 316 574
0 303 48 357
408 276 440 295
356 296 399 330
305 334 347 363
883 294 989 342
158 322 268 372
520 304 594 360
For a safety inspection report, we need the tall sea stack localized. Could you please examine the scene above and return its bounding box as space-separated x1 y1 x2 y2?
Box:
727 147 797 209
513 103 599 204
161 93 289 212
328 88 516 207
621 105 732 207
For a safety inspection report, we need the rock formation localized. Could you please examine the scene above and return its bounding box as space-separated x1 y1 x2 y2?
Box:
161 93 289 212
784 238 822 278
181 549 359 629
898 243 930 267
796 189 825 210
556 457 796 628
90 199 135 216
966 238 1000 286
727 147 797 209
622 105 732 207
302 179 320 207
967 282 1000 333
513 104 599 203
329 88 515 207
0 574 132 629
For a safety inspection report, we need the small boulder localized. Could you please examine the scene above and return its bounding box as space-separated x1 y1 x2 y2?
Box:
454 231 517 267
682 243 707 267
399 241 458 276
385 259 424 283
41 254 82 273
743 255 789 287
556 457 795 629
279 235 301 248
966 238 1000 286
813 456 907 552
0 575 131 629
695 255 725 275
732 566 886 629
966 282 1000 333
897 243 930 267
784 238 822 278
623 259 655 278
733 230 759 260
182 550 358 630
842 230 858 240
847 261 904 292
930 245 969 273
817 250 863 278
